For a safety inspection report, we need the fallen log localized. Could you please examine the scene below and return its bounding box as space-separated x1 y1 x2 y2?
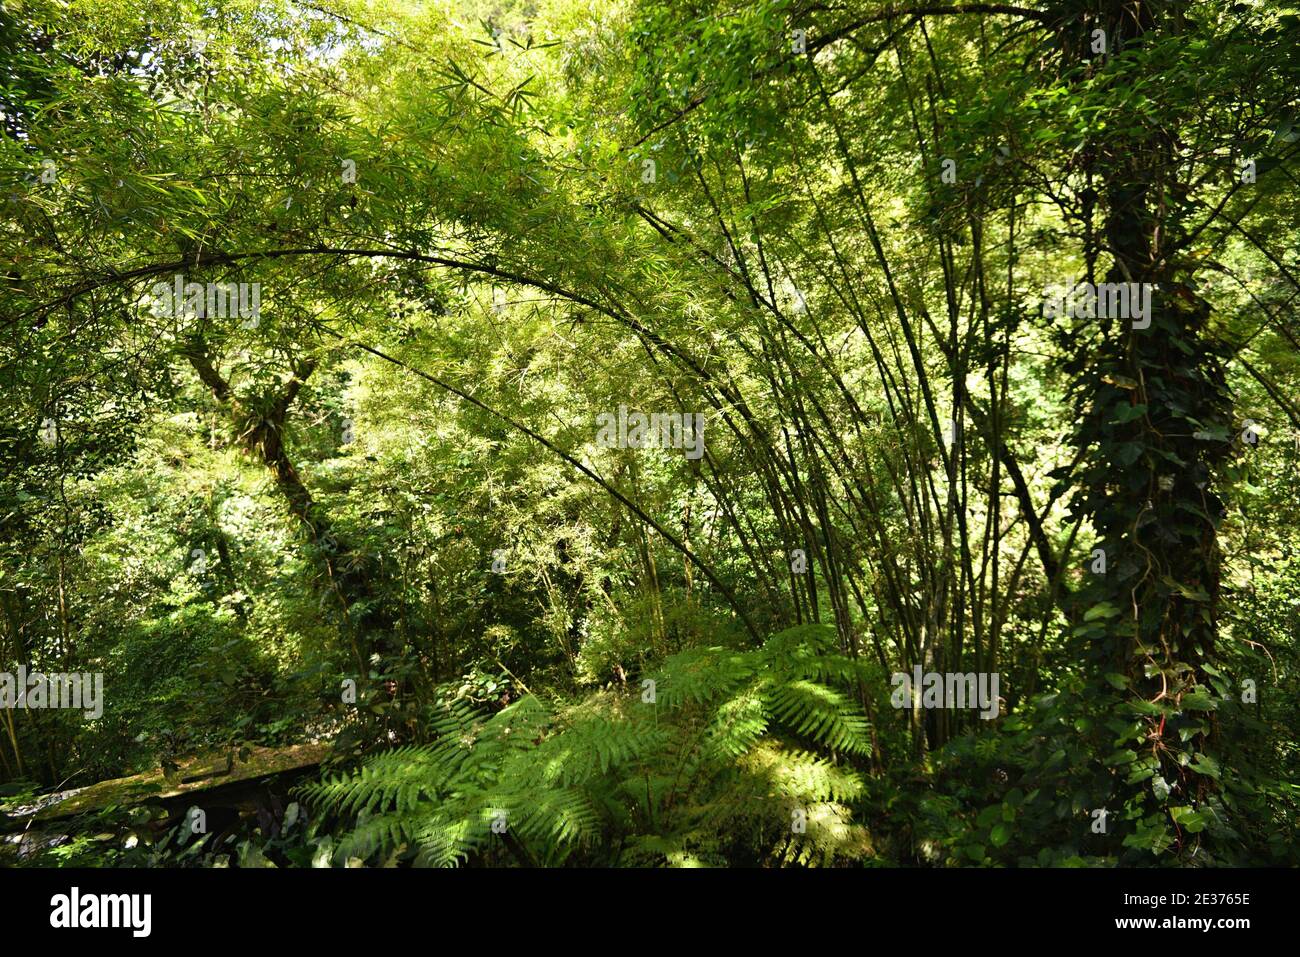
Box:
3 742 330 828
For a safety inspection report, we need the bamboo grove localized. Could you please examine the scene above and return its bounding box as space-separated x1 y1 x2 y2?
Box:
1 0 1298 866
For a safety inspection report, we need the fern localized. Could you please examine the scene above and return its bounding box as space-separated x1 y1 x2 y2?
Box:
303 744 442 817
763 679 872 755
652 645 757 709
304 623 878 866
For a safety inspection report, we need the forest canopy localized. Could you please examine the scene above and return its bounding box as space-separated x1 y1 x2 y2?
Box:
1 0 1298 868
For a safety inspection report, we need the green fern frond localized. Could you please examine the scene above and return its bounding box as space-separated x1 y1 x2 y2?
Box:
763 678 872 754
651 646 757 710
773 801 872 867
308 629 879 867
299 744 440 817
411 814 487 868
337 809 422 861
528 712 667 787
512 786 604 846
759 746 865 804
704 685 769 759
761 623 840 664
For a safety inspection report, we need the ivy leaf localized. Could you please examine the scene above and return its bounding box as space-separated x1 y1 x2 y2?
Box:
1190 753 1221 780
977 804 1003 828
1114 442 1144 466
1085 602 1121 622
1180 692 1219 712
1112 403 1147 424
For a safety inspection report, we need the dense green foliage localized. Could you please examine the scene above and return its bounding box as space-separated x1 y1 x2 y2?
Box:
1 0 1297 867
